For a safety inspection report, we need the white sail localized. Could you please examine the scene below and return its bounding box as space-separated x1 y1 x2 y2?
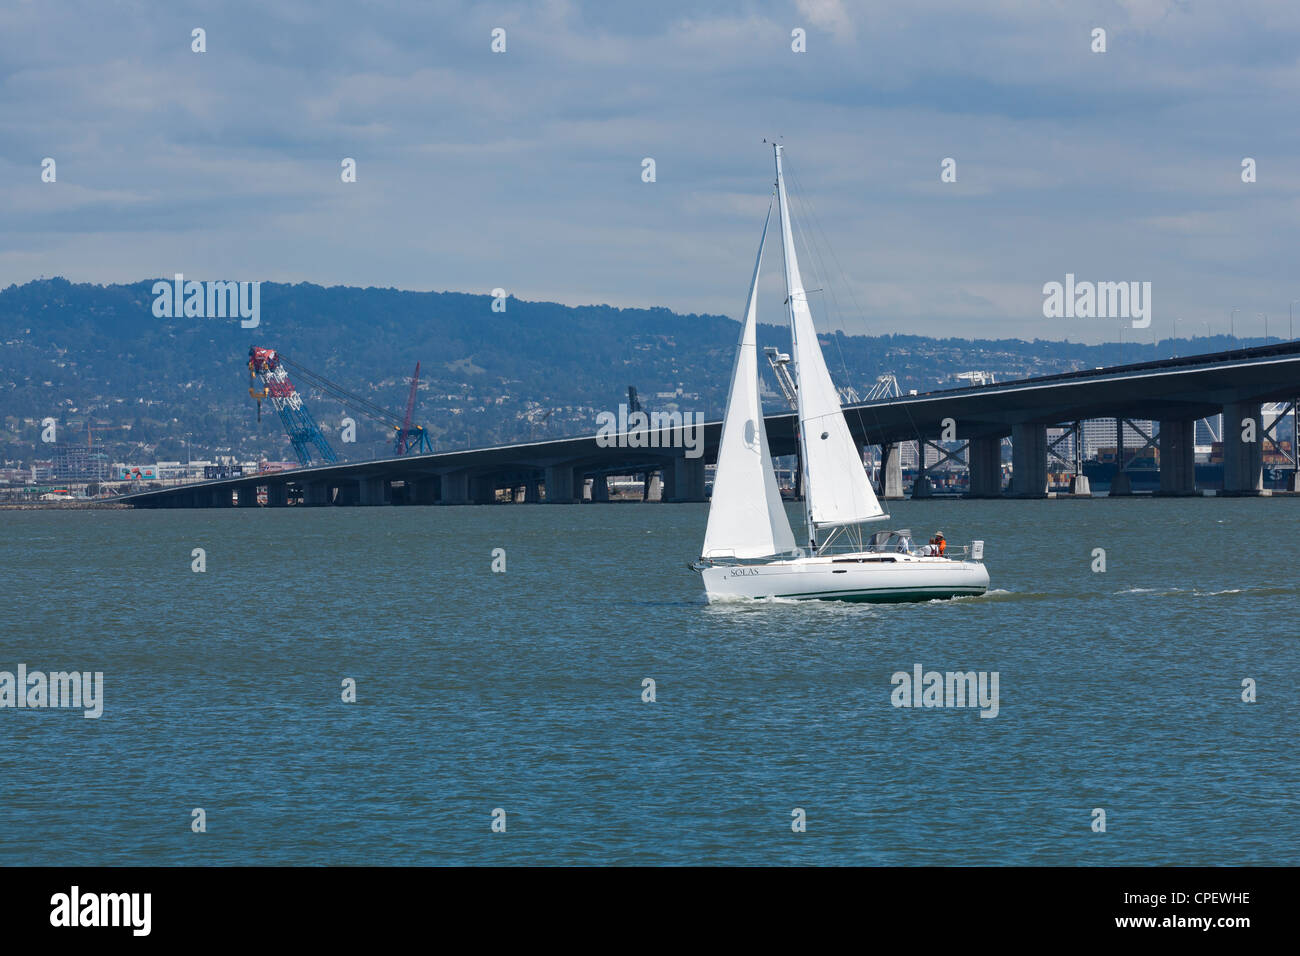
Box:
701 200 797 560
773 145 886 541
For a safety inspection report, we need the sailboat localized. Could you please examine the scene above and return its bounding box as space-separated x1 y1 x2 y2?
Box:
693 144 990 603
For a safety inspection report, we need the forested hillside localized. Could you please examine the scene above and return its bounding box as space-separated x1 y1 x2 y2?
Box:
0 278 1233 466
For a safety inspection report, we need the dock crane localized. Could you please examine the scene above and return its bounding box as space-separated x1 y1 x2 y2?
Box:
248 347 338 466
392 362 434 456
247 347 433 466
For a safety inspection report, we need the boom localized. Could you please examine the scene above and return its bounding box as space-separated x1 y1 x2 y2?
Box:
248 347 338 466
248 347 433 463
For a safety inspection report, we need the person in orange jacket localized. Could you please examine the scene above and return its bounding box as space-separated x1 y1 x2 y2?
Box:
935 532 946 556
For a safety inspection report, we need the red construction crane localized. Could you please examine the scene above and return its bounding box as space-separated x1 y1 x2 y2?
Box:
393 362 432 455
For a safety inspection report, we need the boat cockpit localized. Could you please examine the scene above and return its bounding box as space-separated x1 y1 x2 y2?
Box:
864 529 915 553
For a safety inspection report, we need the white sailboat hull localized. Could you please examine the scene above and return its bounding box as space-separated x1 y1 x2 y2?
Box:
701 552 990 603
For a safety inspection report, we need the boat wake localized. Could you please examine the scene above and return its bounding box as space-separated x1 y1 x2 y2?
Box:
939 587 1018 603
1113 584 1294 599
702 587 1024 609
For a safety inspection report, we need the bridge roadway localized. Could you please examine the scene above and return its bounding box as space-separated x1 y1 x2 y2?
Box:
121 341 1300 507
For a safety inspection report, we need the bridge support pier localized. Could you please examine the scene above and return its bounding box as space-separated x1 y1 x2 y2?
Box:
1108 417 1133 496
1222 401 1264 495
524 479 542 503
911 469 933 498
469 477 495 504
238 486 259 507
359 476 387 506
591 475 610 502
1222 403 1263 496
544 465 582 503
439 472 469 504
878 443 904 499
1010 424 1048 498
1157 419 1197 496
267 483 289 507
409 477 438 505
646 471 663 501
966 436 1003 497
211 488 235 507
302 481 331 506
664 456 706 502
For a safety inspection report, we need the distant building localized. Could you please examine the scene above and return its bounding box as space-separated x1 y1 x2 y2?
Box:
51 443 109 481
1080 419 1154 458
899 441 941 470
1195 415 1222 446
1047 426 1076 462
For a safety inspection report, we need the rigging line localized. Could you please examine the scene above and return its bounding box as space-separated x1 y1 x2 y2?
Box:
774 157 814 547
785 165 930 470
784 162 885 442
280 359 395 416
784 167 867 419
783 161 922 462
278 356 406 427
782 162 876 551
293 380 403 430
291 374 402 428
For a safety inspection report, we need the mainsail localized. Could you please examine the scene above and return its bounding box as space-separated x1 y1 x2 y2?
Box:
773 144 886 543
700 199 797 560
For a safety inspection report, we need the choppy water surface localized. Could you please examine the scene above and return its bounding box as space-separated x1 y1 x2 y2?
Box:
0 498 1295 865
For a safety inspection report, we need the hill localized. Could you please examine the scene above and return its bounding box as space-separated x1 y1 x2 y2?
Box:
0 277 1240 467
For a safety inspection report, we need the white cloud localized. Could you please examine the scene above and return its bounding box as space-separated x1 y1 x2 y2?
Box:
0 0 1297 342
795 0 856 40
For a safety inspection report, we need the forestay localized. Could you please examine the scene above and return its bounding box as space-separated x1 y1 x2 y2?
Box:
773 145 886 537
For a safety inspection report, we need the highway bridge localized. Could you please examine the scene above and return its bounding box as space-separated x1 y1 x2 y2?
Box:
120 342 1300 508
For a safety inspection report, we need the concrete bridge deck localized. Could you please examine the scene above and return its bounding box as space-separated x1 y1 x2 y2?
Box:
120 342 1300 507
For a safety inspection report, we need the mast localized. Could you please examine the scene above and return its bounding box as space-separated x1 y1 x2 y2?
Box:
774 144 817 549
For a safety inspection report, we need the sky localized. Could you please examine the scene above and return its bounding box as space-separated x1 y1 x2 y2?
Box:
2 0 1299 344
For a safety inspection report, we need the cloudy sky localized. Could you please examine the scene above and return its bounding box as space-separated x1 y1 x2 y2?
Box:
2 0 1298 343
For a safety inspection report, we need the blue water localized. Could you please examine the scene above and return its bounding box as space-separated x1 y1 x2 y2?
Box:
0 499 1294 865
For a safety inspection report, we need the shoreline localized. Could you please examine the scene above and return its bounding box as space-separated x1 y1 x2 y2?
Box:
0 501 130 510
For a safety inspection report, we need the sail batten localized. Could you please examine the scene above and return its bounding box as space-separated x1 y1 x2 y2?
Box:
773 145 886 543
700 199 797 561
